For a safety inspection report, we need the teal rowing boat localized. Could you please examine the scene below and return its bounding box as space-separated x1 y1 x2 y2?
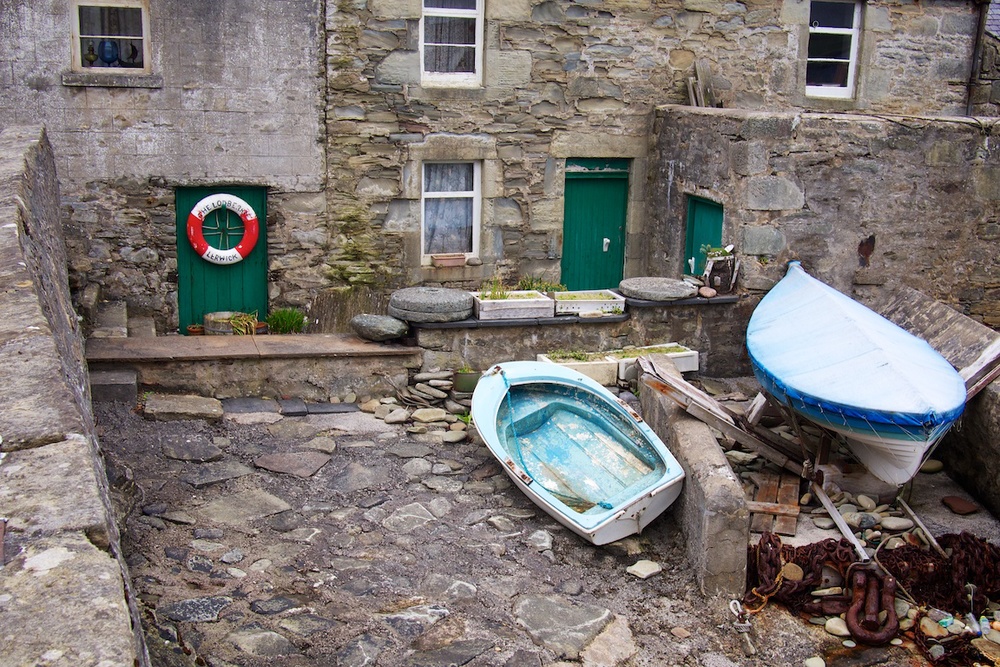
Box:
471 361 685 544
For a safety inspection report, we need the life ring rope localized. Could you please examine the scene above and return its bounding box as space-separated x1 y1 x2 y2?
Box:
187 193 259 265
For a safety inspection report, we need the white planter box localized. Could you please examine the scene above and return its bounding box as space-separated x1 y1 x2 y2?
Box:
472 290 554 320
554 289 626 315
537 353 619 386
608 344 700 380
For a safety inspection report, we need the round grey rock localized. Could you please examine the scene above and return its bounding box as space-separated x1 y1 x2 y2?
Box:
350 314 409 341
618 277 698 301
387 303 472 323
389 287 474 313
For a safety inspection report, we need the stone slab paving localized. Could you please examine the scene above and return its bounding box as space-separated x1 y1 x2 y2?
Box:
93 398 928 667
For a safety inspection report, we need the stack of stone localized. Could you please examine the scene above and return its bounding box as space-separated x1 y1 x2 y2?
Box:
360 369 475 445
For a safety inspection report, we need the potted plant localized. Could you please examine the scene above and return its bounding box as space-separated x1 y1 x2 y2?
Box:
553 289 626 316
452 364 481 393
267 307 307 334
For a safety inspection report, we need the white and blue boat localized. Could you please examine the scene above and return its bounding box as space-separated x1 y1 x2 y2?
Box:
471 361 685 545
746 261 966 485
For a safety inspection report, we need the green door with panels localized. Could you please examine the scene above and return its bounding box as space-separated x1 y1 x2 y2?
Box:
176 186 268 332
684 196 723 275
561 159 629 290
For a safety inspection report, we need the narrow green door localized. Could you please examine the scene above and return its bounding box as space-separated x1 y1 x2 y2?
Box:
561 159 629 290
684 196 723 275
176 186 268 332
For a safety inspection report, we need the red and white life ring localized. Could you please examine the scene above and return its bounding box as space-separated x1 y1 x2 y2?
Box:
187 193 259 265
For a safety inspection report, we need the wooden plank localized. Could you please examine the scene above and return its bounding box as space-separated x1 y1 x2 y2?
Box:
774 475 801 536
745 500 800 517
695 59 716 107
750 472 779 533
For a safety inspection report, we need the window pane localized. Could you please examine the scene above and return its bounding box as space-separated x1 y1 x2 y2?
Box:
425 0 476 9
424 198 473 254
425 46 475 73
806 61 849 87
80 37 143 67
810 2 855 29
424 17 476 45
79 6 143 37
808 33 852 60
425 163 474 192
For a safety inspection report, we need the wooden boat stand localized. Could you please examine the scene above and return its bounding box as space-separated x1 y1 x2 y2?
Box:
638 356 865 561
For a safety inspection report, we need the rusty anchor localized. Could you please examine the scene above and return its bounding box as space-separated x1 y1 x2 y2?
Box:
844 568 899 645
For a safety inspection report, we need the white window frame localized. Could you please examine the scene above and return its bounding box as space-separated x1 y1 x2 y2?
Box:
419 0 484 88
805 0 861 100
71 0 151 74
421 161 482 263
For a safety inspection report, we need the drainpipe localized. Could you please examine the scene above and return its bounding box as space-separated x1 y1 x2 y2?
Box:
967 0 990 116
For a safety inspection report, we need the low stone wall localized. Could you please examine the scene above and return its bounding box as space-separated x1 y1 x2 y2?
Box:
0 127 146 665
413 296 754 377
638 362 749 598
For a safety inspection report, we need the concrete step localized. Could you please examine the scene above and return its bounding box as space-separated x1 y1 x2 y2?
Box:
89 300 128 338
89 369 137 403
128 316 157 338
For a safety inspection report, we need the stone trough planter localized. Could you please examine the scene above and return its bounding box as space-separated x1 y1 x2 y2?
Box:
553 289 626 315
472 290 555 320
536 352 619 386
609 343 700 380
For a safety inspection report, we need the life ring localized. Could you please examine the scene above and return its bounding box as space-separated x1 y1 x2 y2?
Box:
187 193 259 265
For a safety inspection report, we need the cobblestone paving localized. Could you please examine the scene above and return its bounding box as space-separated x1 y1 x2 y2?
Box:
94 401 911 667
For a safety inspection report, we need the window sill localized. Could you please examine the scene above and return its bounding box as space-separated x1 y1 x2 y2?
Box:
62 71 163 89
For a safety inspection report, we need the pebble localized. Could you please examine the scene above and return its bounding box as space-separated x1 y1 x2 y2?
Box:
879 517 914 532
812 587 843 597
841 640 856 648
781 562 804 582
626 560 662 579
670 626 692 639
812 517 835 530
804 657 825 667
920 616 950 638
856 494 876 511
825 617 851 637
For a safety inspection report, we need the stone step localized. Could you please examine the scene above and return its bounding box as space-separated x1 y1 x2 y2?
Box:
127 316 157 338
89 300 128 338
89 369 137 403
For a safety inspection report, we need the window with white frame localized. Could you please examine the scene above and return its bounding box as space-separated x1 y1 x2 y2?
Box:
422 162 481 258
420 0 483 87
806 0 861 99
71 1 150 72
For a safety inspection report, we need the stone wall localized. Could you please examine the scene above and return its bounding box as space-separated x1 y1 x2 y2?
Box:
652 106 1000 328
0 127 146 665
942 383 1000 517
0 0 326 330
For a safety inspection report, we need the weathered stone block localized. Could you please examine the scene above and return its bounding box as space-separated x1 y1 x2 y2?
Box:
375 50 419 85
741 226 785 256
745 175 804 211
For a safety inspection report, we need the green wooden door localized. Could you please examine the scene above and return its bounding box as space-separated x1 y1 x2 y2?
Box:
684 196 723 275
561 159 629 290
176 186 268 332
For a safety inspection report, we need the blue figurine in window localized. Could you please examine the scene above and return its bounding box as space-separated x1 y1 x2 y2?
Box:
97 39 119 66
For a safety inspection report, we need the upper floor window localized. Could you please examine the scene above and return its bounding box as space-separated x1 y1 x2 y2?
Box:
420 0 483 88
71 1 150 73
806 1 861 99
422 162 481 259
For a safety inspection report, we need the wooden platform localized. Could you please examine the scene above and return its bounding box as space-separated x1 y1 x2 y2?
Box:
747 471 801 536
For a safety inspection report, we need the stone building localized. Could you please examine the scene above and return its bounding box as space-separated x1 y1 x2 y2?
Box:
0 0 996 333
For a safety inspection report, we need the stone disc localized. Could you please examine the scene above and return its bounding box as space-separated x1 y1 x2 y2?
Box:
618 277 698 301
389 287 474 313
387 304 472 323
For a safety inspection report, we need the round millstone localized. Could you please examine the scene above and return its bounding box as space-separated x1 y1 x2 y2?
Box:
618 277 698 301
350 314 409 341
389 286 474 313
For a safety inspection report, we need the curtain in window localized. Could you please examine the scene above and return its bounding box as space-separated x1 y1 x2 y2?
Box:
423 0 477 73
79 5 143 68
424 163 474 255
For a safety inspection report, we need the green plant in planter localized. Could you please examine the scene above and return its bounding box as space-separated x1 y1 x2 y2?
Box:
480 273 509 300
267 307 306 334
516 275 566 293
229 311 258 335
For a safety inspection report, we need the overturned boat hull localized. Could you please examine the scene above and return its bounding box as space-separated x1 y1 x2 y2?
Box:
746 262 966 486
471 361 684 545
